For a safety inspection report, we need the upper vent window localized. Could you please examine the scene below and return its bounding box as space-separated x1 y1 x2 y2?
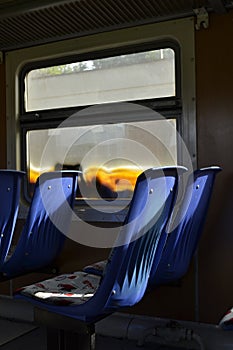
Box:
24 48 175 112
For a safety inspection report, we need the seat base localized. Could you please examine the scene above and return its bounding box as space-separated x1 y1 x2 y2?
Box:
34 308 95 350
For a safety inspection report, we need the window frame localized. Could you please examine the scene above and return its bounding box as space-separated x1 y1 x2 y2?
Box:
20 41 181 211
5 17 196 221
19 40 181 117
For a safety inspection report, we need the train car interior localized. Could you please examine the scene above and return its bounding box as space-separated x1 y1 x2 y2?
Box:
0 0 233 349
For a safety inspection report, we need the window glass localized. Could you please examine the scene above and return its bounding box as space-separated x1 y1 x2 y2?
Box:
24 48 175 112
26 118 177 201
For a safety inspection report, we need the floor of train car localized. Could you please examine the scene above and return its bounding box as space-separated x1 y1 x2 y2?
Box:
1 316 233 350
0 319 175 350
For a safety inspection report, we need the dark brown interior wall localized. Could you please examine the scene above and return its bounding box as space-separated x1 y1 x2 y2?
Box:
0 61 6 168
196 11 233 323
0 60 11 294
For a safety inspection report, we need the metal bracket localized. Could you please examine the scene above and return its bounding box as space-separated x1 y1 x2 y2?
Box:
0 51 3 64
193 7 209 30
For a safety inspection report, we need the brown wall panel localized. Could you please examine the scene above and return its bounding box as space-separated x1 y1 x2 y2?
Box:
196 11 233 323
0 61 6 168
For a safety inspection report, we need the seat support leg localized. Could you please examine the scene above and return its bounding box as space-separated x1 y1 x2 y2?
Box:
34 307 95 350
46 328 95 350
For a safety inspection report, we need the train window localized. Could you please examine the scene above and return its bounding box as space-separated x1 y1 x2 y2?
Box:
24 48 175 112
26 117 177 202
6 18 195 221
20 43 181 215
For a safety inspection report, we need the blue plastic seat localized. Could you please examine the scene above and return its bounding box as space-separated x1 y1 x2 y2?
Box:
1 171 80 279
219 307 233 330
83 166 222 287
0 170 25 266
149 166 222 286
14 167 183 350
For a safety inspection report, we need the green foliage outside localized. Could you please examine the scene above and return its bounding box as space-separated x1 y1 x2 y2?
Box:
31 48 173 77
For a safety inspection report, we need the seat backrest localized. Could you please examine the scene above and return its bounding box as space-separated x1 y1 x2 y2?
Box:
2 171 80 278
150 166 222 286
78 167 182 320
0 170 25 265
